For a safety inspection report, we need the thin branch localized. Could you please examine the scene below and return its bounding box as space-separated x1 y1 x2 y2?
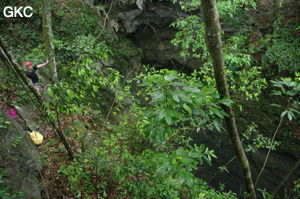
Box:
272 158 300 197
208 155 237 183
255 116 284 186
103 0 114 27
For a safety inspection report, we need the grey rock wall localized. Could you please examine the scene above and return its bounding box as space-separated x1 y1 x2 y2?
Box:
0 110 43 199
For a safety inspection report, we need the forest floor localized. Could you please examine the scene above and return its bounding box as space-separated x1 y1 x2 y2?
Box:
39 113 101 198
39 125 73 199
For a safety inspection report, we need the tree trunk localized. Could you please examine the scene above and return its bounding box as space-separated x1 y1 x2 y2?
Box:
42 0 58 82
272 158 300 197
200 1 257 198
0 38 74 160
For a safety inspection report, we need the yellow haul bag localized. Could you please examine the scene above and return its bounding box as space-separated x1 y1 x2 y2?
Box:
29 131 43 145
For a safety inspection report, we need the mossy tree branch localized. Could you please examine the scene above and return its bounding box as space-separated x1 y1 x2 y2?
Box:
0 38 74 160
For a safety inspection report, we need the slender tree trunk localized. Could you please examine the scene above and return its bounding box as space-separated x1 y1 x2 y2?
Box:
0 38 74 160
200 1 257 198
42 0 58 82
272 158 300 197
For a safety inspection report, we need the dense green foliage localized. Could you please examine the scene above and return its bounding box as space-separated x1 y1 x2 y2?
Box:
0 0 299 198
56 68 231 198
262 22 300 73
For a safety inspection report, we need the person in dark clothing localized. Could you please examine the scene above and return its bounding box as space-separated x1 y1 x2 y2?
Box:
25 60 48 90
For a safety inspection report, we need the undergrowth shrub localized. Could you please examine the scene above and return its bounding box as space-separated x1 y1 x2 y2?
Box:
58 69 237 199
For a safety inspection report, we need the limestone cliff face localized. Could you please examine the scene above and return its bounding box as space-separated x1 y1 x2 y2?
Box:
116 1 200 71
0 110 43 199
115 1 236 71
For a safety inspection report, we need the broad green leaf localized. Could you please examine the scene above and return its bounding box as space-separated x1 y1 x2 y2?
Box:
92 85 99 92
176 147 187 156
165 111 173 125
153 91 164 101
172 94 180 102
287 111 295 121
183 86 200 92
157 109 165 120
213 120 221 132
67 89 75 99
178 94 192 103
280 110 288 118
48 88 54 97
183 104 192 114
